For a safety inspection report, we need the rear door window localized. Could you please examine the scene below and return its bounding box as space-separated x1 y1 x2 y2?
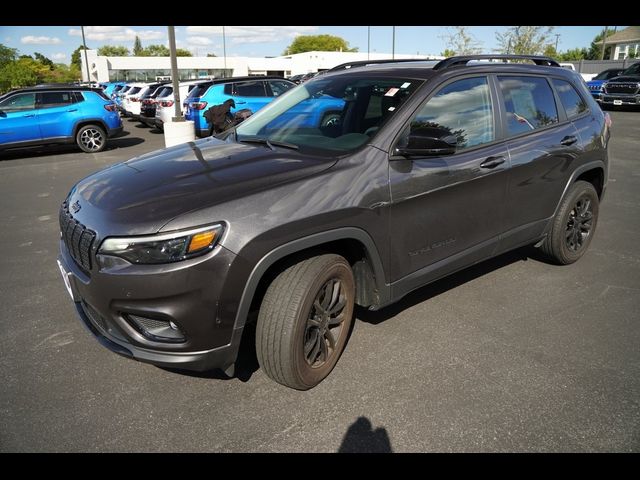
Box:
233 81 267 97
498 76 559 136
551 78 588 119
0 92 36 112
37 91 77 108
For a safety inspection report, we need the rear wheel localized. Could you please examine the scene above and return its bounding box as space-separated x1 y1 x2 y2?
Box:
76 125 107 153
540 180 599 264
256 254 355 390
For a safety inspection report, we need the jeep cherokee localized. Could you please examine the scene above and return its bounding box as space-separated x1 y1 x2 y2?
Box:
57 55 610 390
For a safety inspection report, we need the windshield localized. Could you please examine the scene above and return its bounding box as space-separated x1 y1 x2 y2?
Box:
622 63 640 76
235 75 423 155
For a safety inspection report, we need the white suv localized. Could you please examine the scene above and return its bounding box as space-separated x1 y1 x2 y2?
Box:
154 80 209 130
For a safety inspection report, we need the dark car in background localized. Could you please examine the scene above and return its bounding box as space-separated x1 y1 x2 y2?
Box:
586 68 624 100
599 62 640 107
58 55 609 390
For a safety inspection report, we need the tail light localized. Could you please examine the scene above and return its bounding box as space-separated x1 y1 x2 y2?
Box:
104 103 117 112
160 100 174 108
190 101 208 110
130 97 140 102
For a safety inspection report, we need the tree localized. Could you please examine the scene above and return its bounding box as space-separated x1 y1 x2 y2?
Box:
559 48 589 61
495 26 556 55
34 52 54 69
441 26 482 55
71 45 87 69
98 45 130 57
440 48 456 57
284 35 358 55
133 36 143 56
0 57 48 91
175 48 192 57
206 53 217 57
543 44 558 58
587 29 615 60
0 44 18 68
142 44 170 56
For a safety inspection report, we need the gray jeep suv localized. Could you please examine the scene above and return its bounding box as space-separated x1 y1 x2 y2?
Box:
58 55 610 390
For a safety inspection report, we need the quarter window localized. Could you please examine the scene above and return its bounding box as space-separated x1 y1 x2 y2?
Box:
0 92 36 112
499 76 559 136
233 81 267 97
268 80 294 97
552 79 588 118
407 76 495 151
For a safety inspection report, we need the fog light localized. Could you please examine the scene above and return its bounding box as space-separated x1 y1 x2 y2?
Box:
126 314 185 343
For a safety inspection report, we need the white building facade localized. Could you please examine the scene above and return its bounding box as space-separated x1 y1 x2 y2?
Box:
81 50 441 82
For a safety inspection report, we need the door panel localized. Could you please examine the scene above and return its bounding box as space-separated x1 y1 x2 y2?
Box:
0 93 40 145
388 76 509 283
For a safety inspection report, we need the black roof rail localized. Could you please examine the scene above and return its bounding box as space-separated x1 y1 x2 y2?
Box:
433 54 560 70
329 58 437 72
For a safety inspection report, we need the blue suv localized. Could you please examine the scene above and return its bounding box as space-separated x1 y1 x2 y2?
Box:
0 85 123 153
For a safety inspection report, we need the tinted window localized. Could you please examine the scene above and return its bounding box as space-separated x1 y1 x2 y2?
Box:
623 63 640 75
0 92 36 112
128 87 141 95
38 91 75 107
408 76 495 151
154 86 172 98
188 83 210 98
268 80 294 97
233 81 267 97
594 69 621 80
552 79 588 118
499 76 558 136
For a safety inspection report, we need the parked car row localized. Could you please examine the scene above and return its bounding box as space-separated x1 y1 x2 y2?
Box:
585 62 640 107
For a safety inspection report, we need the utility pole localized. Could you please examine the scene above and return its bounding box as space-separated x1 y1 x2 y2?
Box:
392 26 395 59
601 26 608 60
222 26 227 78
167 26 183 122
81 26 91 84
367 26 370 60
554 34 560 54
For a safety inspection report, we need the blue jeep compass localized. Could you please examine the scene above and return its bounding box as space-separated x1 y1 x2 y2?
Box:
0 84 123 153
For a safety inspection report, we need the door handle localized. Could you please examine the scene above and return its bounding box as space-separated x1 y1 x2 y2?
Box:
23 114 35 118
560 135 578 146
66 108 78 112
480 156 506 169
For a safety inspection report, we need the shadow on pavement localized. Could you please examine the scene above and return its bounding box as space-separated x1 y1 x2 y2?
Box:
357 245 547 325
338 416 393 453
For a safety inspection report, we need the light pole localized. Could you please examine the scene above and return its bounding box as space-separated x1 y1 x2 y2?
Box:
554 34 560 54
167 26 183 122
222 26 227 77
601 26 608 60
81 26 91 83
367 26 370 60
392 26 395 59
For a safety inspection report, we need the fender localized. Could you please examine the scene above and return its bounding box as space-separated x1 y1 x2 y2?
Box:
551 160 607 219
72 118 109 137
231 227 390 333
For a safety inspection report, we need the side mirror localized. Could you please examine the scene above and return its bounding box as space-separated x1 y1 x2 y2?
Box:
394 132 457 158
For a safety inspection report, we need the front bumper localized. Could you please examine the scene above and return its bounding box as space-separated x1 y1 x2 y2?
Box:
599 94 640 105
58 238 245 373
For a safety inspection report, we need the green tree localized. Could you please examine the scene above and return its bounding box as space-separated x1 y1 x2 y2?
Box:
441 26 483 55
34 52 54 69
440 48 456 57
284 35 358 55
175 48 192 57
495 26 556 55
0 57 49 91
0 43 18 68
543 44 558 58
559 48 588 61
587 29 615 60
206 53 217 57
98 45 130 57
71 45 87 69
133 36 143 56
143 44 170 56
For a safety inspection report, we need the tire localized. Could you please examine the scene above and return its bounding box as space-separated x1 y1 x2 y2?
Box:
540 180 599 265
76 124 107 153
320 112 341 128
256 254 355 390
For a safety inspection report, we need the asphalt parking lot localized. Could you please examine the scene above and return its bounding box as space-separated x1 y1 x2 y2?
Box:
1 112 639 452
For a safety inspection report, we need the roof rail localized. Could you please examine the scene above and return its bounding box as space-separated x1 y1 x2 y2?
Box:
329 58 436 72
433 55 560 70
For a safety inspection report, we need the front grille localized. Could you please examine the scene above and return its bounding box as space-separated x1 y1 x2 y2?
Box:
604 83 640 95
59 202 96 274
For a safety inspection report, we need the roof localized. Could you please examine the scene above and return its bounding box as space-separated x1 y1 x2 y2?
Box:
8 84 104 94
604 26 640 44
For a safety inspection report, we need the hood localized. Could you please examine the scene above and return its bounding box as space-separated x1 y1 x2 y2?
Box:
68 137 337 236
607 76 640 83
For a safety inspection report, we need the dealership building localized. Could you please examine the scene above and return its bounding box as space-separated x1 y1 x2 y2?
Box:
80 50 440 83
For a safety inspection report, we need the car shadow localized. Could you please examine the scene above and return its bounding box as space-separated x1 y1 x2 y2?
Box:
357 245 547 325
0 131 138 160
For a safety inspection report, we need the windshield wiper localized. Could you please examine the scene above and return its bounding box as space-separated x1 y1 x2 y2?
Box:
238 136 299 151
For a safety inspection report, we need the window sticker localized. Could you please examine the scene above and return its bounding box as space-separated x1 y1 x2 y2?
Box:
385 88 399 97
400 82 411 89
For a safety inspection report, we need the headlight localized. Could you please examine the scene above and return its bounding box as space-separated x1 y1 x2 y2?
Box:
98 224 224 264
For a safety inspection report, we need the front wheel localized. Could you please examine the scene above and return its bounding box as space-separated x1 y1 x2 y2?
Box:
256 254 355 390
76 125 107 153
540 180 599 264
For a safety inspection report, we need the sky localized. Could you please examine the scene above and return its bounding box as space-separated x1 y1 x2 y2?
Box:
0 26 623 63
